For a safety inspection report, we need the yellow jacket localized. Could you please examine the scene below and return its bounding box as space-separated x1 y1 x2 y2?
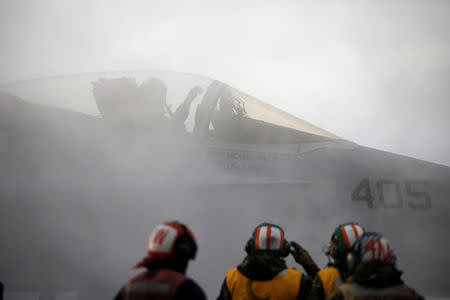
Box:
317 267 342 298
225 267 303 300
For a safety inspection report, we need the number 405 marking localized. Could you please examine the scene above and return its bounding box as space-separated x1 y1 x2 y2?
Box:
352 178 431 210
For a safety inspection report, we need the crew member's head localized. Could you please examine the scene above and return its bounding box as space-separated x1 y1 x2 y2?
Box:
346 232 396 274
328 222 365 260
133 221 197 274
245 223 290 258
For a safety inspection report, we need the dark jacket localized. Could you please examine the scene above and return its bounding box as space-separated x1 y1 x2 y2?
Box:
327 262 424 300
114 265 207 300
217 252 312 300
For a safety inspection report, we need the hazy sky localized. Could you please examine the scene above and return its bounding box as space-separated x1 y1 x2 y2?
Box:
1 0 449 166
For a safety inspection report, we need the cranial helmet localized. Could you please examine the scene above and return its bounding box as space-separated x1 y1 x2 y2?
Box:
139 78 167 97
133 221 197 269
331 222 365 254
138 78 168 112
246 223 290 258
346 232 396 273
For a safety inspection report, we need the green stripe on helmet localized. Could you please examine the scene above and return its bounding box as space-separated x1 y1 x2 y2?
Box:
332 222 364 253
252 222 286 254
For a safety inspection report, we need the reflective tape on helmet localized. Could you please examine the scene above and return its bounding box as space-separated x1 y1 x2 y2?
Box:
341 224 363 248
255 225 284 250
359 234 393 264
148 224 179 254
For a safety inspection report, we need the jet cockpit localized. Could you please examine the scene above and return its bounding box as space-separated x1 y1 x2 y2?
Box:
1 70 339 145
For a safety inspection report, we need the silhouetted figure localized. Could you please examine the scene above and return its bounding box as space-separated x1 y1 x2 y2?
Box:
194 81 225 137
93 77 201 132
193 81 247 139
134 78 170 129
114 221 207 300
327 233 424 300
92 77 138 128
217 223 312 300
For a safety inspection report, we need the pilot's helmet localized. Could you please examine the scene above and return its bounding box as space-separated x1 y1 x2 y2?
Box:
138 78 167 110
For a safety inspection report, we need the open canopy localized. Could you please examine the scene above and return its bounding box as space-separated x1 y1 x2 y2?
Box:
0 70 339 144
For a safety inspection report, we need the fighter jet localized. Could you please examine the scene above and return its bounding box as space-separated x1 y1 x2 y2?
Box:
0 70 449 299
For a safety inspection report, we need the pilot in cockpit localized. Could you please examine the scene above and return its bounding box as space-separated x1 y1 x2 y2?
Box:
135 78 202 132
134 78 169 129
193 81 247 139
93 77 202 133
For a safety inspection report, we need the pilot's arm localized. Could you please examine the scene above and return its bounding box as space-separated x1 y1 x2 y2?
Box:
193 81 224 137
173 86 202 124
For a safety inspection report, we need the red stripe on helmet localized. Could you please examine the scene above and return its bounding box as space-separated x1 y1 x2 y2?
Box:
266 226 272 250
386 242 392 263
255 227 261 250
341 226 351 248
377 239 382 261
279 228 284 250
351 224 360 240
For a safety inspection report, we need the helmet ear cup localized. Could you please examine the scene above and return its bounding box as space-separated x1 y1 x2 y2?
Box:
172 223 197 260
173 233 197 260
245 238 255 254
345 236 363 275
345 251 357 275
279 240 290 258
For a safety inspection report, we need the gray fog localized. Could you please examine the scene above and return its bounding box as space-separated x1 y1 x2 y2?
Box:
1 1 450 300
0 0 449 166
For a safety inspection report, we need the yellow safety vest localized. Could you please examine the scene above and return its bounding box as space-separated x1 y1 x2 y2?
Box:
226 268 302 300
317 267 342 298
